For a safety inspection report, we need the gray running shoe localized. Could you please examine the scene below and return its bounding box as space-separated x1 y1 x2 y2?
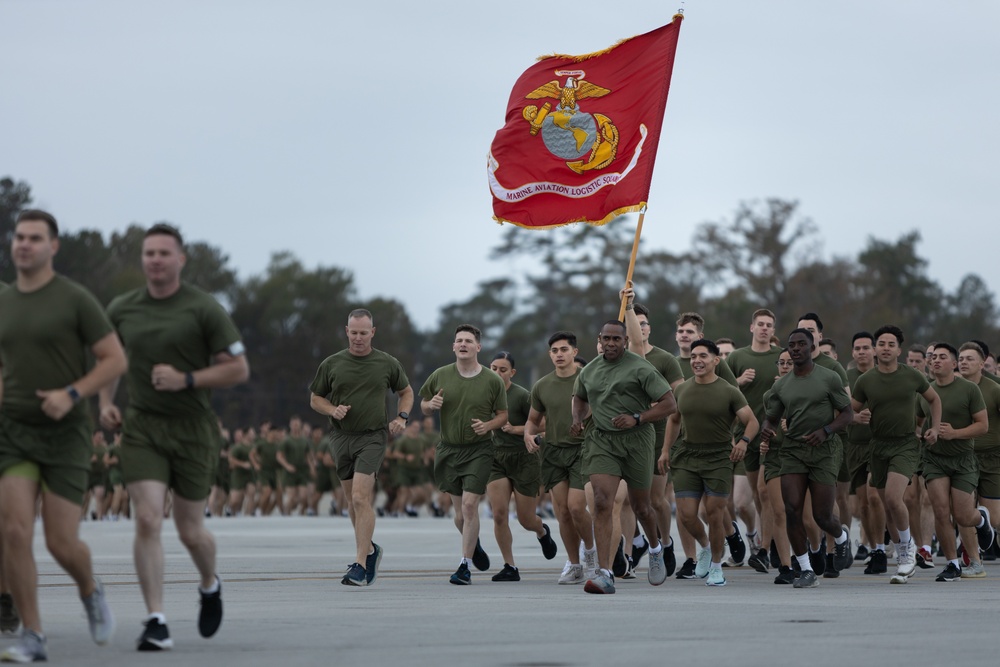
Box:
647 548 667 586
582 548 599 580
558 562 585 585
706 567 727 587
793 570 820 588
81 577 115 645
1 629 47 663
961 559 986 579
583 570 616 594
694 546 712 579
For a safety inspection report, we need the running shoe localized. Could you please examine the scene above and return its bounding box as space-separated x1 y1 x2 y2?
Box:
1 629 47 663
977 507 995 552
916 547 935 569
833 530 852 571
864 549 887 574
676 558 697 580
558 562 585 585
747 548 769 574
694 546 712 579
823 554 839 578
82 577 116 645
773 566 795 585
808 549 826 576
491 564 520 582
621 557 637 580
894 539 916 581
793 570 819 588
198 577 223 638
583 570 616 594
726 521 746 564
961 559 986 579
537 524 558 560
612 536 628 577
663 540 677 577
854 542 869 562
342 562 367 586
0 593 20 635
935 562 962 582
472 539 491 571
583 548 599 580
365 542 383 585
137 617 173 651
706 566 726 587
450 562 472 585
631 534 650 568
647 548 667 586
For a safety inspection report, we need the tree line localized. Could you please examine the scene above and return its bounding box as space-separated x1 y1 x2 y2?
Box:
3 176 997 429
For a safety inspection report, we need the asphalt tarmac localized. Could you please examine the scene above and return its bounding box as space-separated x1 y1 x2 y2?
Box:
15 512 1000 666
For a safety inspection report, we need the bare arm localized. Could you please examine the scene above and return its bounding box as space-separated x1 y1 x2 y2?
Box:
523 407 544 453
939 409 988 441
40 332 127 422
921 387 942 444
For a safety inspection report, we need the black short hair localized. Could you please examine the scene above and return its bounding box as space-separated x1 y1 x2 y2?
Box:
16 209 59 238
788 328 815 344
691 338 720 356
548 331 577 348
145 222 184 247
633 303 650 318
873 325 904 345
797 312 823 332
574 355 588 367
492 351 515 368
601 320 626 335
852 331 874 347
934 342 958 361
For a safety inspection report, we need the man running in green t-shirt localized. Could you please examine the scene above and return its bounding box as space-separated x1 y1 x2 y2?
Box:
761 329 853 588
573 320 676 594
0 210 126 662
100 223 249 651
920 343 993 581
660 339 759 587
309 308 413 587
420 324 507 585
850 325 941 583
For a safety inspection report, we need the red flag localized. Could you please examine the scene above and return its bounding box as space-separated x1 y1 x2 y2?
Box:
488 17 683 229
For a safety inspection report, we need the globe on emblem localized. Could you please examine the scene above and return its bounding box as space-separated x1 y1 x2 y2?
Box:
540 111 598 160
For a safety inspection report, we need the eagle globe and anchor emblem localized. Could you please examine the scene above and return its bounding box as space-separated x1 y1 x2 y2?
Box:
521 70 619 174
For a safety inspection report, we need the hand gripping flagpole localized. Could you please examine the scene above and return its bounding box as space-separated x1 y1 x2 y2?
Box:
617 207 646 321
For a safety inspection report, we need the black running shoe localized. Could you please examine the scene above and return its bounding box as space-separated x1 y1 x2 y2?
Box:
854 544 870 562
675 558 697 579
0 593 19 634
833 533 852 571
450 562 472 585
137 617 173 651
773 566 795 584
631 534 650 568
612 536 628 578
663 540 677 577
976 507 995 552
198 577 223 638
747 548 769 574
365 542 383 585
538 524 558 560
491 563 520 582
864 549 887 574
935 562 962 582
726 521 746 564
823 554 839 578
472 539 490 571
808 549 826 576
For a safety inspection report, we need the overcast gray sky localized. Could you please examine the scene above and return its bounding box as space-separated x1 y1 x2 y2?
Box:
5 0 998 329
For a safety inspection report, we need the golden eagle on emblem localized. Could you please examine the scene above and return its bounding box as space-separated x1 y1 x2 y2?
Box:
521 74 620 174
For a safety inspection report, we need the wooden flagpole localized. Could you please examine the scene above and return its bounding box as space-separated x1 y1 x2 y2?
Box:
617 209 645 320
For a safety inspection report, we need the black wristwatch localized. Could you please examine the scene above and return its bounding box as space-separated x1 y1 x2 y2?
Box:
739 435 751 444
632 412 641 424
398 411 409 421
823 425 833 436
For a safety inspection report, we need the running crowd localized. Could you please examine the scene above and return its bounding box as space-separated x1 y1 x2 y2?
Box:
1 209 999 661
